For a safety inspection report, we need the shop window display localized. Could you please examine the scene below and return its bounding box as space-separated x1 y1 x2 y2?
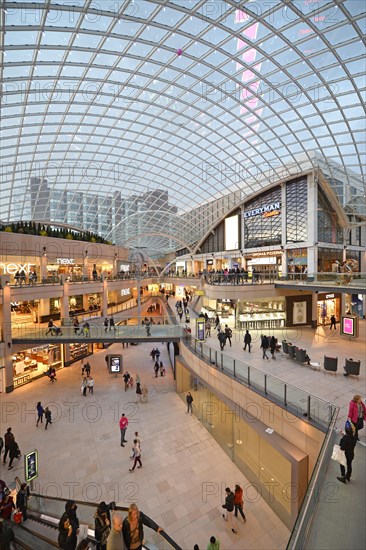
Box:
237 298 285 330
13 345 62 388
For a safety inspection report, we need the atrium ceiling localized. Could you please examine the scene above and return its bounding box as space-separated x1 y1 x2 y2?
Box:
0 0 365 255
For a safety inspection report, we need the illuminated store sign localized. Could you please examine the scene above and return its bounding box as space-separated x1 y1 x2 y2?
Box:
0 262 32 275
244 202 281 219
119 264 130 272
56 258 75 265
120 288 131 296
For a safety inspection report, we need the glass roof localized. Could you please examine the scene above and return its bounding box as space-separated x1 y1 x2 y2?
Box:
1 0 365 255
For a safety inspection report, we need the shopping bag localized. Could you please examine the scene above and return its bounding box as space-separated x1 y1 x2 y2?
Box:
331 444 347 467
13 509 23 524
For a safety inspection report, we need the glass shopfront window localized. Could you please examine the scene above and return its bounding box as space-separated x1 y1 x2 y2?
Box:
244 187 282 248
287 249 308 278
317 293 341 326
286 177 308 243
237 298 285 330
318 248 343 273
175 360 308 530
0 260 40 285
318 187 343 244
13 344 62 388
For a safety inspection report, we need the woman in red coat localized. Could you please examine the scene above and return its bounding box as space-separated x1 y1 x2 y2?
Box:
234 484 246 522
348 395 366 440
0 494 15 520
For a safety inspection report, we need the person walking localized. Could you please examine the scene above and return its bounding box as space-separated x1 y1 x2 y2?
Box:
109 316 116 331
348 394 366 440
7 440 21 471
222 487 237 534
87 376 94 394
3 428 15 465
337 424 357 483
218 330 226 351
129 440 142 472
81 377 88 397
44 407 52 429
186 392 193 414
234 484 246 522
46 319 55 336
122 504 163 549
261 334 270 361
73 317 81 335
243 330 251 352
123 371 130 391
270 336 277 360
135 382 142 403
84 362 91 376
330 315 337 330
36 402 44 427
224 325 232 347
104 318 109 332
119 414 128 447
159 361 164 376
154 361 159 378
207 536 220 550
214 314 220 330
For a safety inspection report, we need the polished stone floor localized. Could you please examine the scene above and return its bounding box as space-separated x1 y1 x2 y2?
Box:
1 301 365 549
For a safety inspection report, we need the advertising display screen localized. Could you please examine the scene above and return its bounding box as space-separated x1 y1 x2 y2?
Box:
341 316 357 337
25 450 38 483
196 318 206 342
108 355 123 373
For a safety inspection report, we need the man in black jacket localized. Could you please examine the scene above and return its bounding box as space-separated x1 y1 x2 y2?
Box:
0 519 15 550
337 427 357 483
222 487 237 534
3 428 15 465
243 330 251 352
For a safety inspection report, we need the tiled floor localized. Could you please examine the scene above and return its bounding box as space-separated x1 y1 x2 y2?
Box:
0 336 289 549
1 302 365 549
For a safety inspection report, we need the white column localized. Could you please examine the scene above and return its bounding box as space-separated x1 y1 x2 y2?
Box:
0 275 14 392
307 172 318 277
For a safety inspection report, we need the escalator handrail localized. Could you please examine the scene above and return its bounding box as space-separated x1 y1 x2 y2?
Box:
29 493 182 550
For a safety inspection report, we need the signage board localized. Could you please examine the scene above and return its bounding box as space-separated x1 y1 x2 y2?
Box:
196 317 206 342
25 450 38 483
120 288 131 296
56 258 75 265
195 290 205 296
341 316 358 338
119 264 130 272
244 202 281 219
108 355 123 373
0 262 32 275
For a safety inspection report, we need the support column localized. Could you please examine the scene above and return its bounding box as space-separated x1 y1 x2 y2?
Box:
101 278 108 318
307 172 318 278
83 294 89 313
83 257 89 280
41 254 48 282
0 275 14 392
60 280 69 325
311 293 318 329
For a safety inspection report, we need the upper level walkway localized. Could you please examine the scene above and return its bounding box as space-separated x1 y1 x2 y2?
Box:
12 319 184 344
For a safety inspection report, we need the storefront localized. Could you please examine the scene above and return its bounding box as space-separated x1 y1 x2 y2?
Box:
317 292 341 326
0 260 40 285
67 342 93 365
12 344 63 388
246 252 282 279
237 297 286 330
345 293 364 319
47 258 83 280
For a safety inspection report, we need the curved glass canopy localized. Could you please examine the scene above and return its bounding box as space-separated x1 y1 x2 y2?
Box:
1 0 365 256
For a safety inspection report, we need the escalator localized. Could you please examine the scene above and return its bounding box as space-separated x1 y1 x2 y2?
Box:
9 482 181 550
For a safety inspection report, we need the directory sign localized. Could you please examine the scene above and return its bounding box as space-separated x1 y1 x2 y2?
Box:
196 317 206 342
108 355 123 373
25 450 38 483
341 316 358 337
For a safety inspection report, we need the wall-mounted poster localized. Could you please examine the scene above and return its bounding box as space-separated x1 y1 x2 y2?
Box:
293 301 307 324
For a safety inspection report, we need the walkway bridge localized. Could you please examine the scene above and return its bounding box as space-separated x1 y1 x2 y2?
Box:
11 323 184 345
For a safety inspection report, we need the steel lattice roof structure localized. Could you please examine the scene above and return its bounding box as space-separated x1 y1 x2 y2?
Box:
0 0 365 256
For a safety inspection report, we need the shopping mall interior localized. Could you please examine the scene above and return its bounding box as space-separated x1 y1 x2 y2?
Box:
0 1 365 549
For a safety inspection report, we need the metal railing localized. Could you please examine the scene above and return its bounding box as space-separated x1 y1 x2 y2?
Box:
182 333 336 431
28 492 182 550
286 405 340 549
